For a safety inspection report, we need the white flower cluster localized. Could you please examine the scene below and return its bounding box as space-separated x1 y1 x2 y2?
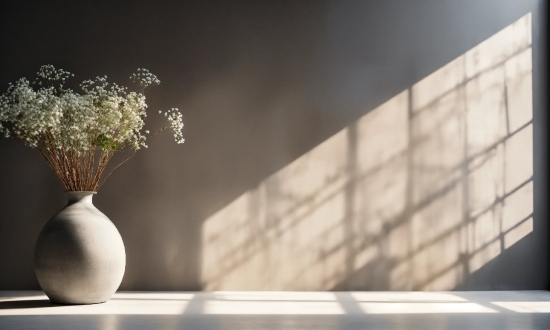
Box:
0 65 185 152
0 78 65 144
160 108 185 144
130 68 160 88
79 75 148 150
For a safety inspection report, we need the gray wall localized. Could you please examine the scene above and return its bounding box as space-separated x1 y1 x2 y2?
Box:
0 0 547 290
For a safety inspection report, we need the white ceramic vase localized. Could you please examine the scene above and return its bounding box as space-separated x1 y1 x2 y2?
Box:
34 191 126 304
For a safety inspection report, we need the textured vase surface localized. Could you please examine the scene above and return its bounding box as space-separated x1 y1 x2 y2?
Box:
34 191 126 304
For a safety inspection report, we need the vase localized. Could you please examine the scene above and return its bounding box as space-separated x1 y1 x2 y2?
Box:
34 191 126 304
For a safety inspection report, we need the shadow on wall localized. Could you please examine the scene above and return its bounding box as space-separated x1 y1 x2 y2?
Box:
201 14 534 291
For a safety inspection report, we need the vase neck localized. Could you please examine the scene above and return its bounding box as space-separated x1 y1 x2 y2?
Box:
66 191 96 205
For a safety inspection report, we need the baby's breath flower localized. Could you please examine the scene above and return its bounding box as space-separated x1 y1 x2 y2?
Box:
130 68 160 89
0 65 185 189
163 108 185 144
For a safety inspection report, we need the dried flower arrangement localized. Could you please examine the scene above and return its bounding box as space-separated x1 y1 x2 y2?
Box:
0 65 184 191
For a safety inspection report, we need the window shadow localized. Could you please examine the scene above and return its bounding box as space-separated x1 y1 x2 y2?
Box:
199 12 539 291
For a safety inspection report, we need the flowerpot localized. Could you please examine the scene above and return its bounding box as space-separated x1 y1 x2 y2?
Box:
34 191 126 304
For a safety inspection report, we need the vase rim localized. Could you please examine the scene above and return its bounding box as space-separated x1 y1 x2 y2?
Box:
64 191 97 194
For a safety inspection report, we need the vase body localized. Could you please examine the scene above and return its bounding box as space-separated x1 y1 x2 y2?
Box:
34 191 126 304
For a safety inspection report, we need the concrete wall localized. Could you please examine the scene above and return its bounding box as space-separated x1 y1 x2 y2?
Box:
0 0 547 290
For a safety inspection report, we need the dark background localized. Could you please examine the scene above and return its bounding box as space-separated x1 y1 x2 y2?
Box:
0 0 547 290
